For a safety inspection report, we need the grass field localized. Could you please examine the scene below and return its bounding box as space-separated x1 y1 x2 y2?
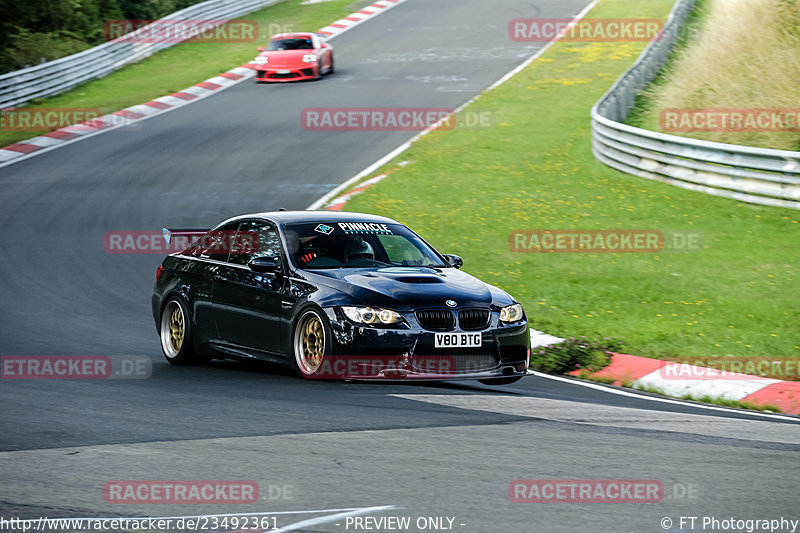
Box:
343 0 800 360
0 0 362 147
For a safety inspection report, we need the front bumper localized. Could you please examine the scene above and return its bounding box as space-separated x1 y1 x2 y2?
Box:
348 367 533 382
255 67 317 82
314 307 531 381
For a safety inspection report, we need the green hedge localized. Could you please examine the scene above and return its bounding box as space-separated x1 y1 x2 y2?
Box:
532 337 624 375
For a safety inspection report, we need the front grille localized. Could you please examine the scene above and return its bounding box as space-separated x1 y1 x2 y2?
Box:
301 68 314 77
415 309 455 331
272 72 297 79
458 308 490 330
411 351 498 374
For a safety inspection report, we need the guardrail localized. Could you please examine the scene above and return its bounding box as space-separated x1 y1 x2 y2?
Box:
0 0 277 109
590 0 800 210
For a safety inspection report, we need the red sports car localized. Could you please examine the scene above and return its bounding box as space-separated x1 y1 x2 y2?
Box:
253 32 334 82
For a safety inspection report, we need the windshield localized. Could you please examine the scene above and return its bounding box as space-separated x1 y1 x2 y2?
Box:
267 38 314 50
284 222 447 269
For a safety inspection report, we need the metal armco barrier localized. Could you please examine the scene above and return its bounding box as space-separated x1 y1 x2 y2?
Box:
590 0 800 210
0 0 277 109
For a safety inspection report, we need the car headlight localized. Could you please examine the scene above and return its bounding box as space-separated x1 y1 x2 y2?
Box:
342 306 403 325
254 56 268 64
499 303 524 323
302 54 318 63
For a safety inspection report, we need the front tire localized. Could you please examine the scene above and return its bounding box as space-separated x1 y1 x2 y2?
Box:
159 297 208 365
293 308 330 378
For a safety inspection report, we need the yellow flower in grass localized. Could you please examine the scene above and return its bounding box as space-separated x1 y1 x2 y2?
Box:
534 77 593 87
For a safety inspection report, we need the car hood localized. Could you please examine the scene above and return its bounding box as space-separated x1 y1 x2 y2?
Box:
260 49 313 67
304 267 513 310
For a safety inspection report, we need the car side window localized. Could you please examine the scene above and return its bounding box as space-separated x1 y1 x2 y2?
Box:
228 220 283 267
188 222 239 262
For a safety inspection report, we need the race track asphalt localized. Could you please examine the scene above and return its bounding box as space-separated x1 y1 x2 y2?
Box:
1 1 797 531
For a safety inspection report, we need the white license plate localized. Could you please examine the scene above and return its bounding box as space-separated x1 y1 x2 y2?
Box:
434 332 482 348
277 69 290 74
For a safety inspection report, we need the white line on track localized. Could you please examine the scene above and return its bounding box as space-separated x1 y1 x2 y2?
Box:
272 505 397 532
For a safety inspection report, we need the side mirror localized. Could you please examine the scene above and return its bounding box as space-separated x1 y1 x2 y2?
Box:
249 256 281 274
442 254 463 269
257 46 265 52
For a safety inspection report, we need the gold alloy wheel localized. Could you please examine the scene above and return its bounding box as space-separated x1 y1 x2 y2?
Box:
161 300 185 358
294 311 326 375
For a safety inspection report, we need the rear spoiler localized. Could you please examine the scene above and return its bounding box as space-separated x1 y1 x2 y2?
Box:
162 228 208 245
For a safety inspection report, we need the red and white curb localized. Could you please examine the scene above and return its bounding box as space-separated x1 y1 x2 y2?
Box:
530 329 800 414
324 172 391 211
0 67 253 167
322 162 407 210
0 0 408 169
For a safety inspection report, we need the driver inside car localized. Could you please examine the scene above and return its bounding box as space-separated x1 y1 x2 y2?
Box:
343 239 375 263
294 234 340 267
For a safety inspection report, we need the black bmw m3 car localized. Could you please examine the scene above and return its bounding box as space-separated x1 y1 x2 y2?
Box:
152 211 530 384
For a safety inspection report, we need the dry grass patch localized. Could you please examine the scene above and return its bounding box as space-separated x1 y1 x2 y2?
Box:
630 0 800 150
